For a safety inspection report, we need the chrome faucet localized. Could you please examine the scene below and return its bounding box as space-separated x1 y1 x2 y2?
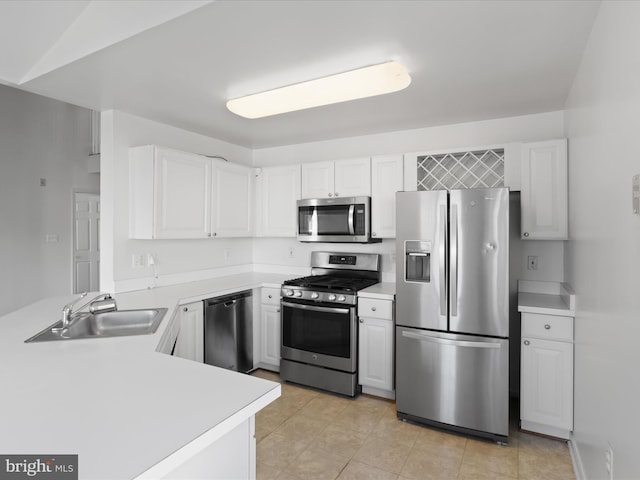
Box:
61 292 88 328
60 292 115 328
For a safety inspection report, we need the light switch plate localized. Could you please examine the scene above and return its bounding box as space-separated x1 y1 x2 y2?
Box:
633 174 639 214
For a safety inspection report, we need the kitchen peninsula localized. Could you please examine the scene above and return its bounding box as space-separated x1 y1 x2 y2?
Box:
0 273 288 479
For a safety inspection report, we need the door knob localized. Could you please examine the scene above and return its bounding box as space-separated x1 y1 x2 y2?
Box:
524 340 530 345
523 232 530 237
544 324 551 330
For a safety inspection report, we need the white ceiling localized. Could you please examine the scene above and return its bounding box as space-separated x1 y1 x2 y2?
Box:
0 0 600 149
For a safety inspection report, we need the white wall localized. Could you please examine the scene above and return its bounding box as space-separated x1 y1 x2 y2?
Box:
0 85 97 315
100 110 254 293
253 111 567 283
564 2 640 478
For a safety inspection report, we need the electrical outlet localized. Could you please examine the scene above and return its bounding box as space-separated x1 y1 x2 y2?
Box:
131 253 146 269
527 255 538 270
605 442 614 480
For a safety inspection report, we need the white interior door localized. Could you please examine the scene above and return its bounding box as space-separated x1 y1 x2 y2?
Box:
74 192 100 293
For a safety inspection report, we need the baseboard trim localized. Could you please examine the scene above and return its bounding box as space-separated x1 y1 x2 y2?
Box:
569 433 586 480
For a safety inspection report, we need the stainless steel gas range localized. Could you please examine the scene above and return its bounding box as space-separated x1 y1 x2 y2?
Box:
279 251 381 397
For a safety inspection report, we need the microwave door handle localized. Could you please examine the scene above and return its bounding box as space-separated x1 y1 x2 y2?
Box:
348 204 355 235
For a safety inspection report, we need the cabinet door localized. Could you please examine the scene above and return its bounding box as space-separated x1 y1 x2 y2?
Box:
371 154 403 238
334 157 371 197
154 147 212 239
174 301 204 362
257 165 301 237
212 160 253 237
521 139 568 240
301 161 334 198
260 305 281 368
359 316 394 391
521 337 573 431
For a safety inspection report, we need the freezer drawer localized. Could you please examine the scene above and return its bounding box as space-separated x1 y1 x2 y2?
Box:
396 326 509 441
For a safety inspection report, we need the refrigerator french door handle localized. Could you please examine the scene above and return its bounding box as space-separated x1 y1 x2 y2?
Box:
450 204 458 317
401 330 501 349
348 205 355 235
439 204 447 316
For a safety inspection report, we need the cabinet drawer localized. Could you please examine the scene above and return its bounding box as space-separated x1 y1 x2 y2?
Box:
261 287 281 306
521 313 573 342
358 298 393 320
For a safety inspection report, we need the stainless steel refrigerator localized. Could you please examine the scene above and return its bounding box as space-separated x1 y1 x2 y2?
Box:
395 188 509 443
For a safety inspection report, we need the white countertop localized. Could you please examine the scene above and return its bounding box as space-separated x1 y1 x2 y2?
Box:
0 272 294 479
517 280 575 317
358 282 396 300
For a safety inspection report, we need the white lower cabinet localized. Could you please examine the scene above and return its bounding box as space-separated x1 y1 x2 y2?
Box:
520 312 574 439
173 301 204 363
357 297 394 399
259 288 281 371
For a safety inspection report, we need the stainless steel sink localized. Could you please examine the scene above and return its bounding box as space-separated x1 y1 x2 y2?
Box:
25 308 168 343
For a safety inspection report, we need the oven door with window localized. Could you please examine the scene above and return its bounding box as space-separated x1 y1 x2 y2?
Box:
281 300 357 373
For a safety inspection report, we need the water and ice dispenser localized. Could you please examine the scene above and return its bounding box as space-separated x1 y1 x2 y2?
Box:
404 240 431 283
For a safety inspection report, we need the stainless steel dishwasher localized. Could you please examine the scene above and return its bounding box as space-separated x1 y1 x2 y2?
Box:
204 290 253 373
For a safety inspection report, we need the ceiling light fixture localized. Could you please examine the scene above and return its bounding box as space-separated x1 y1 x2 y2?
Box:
226 60 411 119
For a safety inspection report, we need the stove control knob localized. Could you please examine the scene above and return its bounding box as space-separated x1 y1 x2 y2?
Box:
328 294 337 301
338 295 346 302
294 290 302 298
310 292 319 299
285 289 294 296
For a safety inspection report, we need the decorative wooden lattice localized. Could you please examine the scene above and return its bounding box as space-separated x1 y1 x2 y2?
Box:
417 149 504 191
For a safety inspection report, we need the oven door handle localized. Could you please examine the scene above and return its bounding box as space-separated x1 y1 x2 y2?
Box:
282 301 351 315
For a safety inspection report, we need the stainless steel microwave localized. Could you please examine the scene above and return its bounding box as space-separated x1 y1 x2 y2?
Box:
297 196 380 243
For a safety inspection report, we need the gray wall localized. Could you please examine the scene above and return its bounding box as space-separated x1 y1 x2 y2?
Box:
564 2 640 478
0 84 98 315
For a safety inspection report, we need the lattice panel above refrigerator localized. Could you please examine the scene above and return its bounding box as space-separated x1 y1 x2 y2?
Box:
417 149 504 191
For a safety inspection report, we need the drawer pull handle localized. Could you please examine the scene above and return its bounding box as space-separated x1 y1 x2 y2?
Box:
371 307 377 312
544 324 551 330
360 318 364 323
524 340 530 346
183 307 188 312
268 294 272 299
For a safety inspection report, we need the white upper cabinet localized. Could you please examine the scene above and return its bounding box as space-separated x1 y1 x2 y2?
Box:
256 165 301 237
333 157 371 197
301 161 334 199
520 139 568 240
301 157 371 198
371 154 404 238
129 145 253 239
212 160 254 237
130 145 211 239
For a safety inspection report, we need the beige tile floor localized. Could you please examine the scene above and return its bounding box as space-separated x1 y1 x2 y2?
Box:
252 369 575 480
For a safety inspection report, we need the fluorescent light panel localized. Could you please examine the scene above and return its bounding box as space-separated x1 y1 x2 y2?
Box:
227 61 411 119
